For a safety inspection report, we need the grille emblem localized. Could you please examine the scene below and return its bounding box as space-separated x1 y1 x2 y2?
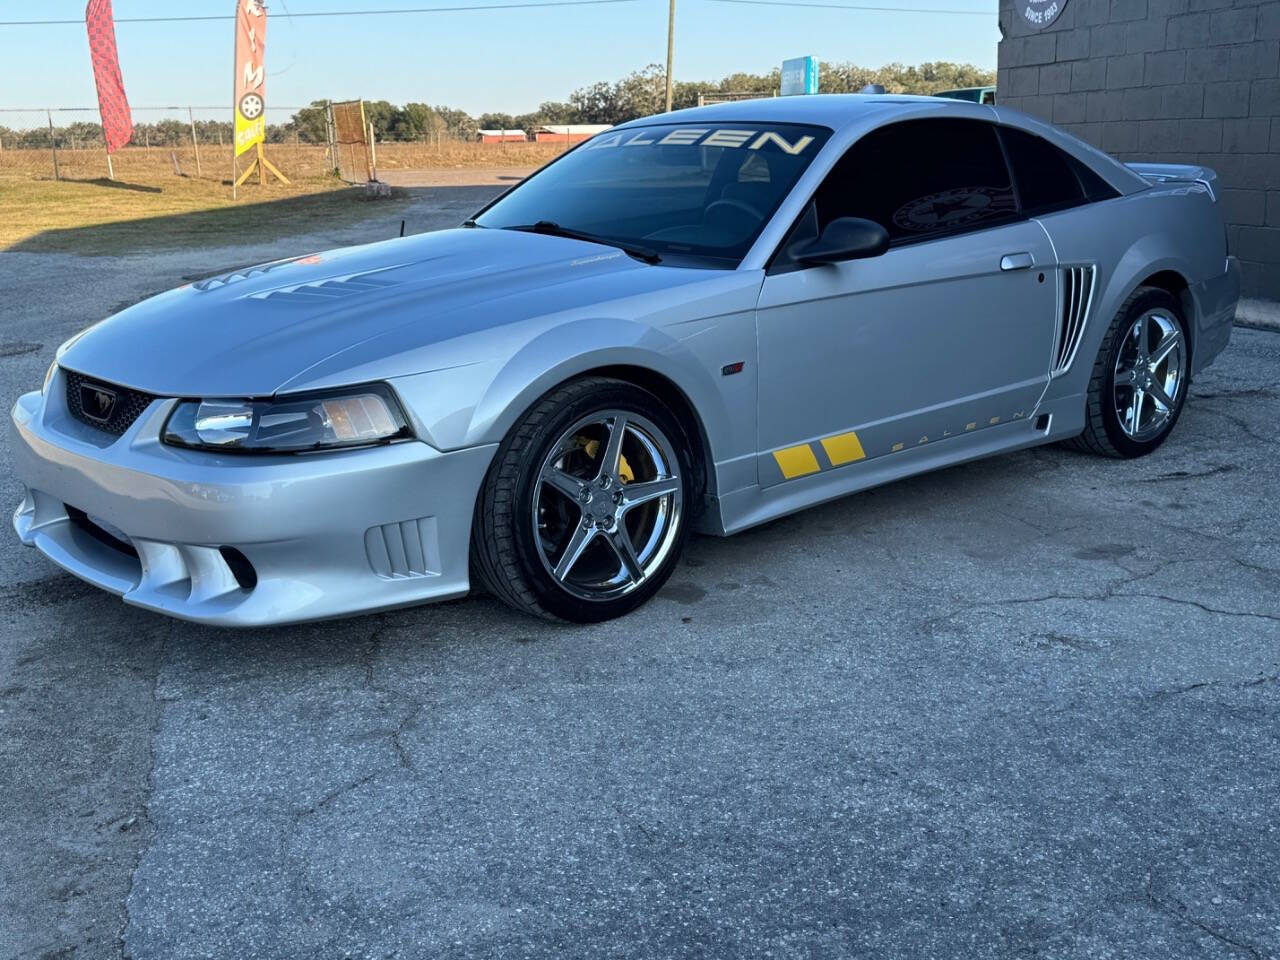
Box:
80 383 117 422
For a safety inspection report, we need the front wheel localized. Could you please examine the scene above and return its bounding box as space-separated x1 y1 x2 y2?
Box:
472 376 693 622
1064 286 1190 459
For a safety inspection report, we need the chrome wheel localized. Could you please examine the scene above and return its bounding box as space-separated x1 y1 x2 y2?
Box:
532 410 683 602
1113 310 1185 442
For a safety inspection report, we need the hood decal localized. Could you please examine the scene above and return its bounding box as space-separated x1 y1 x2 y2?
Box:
248 263 408 304
191 258 300 292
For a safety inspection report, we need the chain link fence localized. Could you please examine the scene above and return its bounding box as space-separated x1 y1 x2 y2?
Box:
0 106 328 180
0 104 565 182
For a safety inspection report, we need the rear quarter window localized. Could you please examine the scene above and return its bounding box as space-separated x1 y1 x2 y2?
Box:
999 126 1119 216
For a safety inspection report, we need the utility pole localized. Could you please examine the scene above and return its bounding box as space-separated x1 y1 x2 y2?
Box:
664 0 675 113
188 106 202 176
47 110 60 181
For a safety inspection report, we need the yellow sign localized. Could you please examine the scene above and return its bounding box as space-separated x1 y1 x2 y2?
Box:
233 0 267 158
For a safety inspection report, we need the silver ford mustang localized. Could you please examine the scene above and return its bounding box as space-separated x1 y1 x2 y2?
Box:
12 95 1240 625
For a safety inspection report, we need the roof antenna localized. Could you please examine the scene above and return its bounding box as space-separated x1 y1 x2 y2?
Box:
399 219 405 238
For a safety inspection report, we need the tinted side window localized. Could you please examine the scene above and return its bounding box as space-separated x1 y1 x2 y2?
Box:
1071 154 1121 202
812 118 1018 244
999 126 1086 215
1000 126 1122 214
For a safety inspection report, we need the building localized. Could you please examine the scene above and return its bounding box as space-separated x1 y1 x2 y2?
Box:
997 0 1280 307
533 124 613 143
476 129 528 144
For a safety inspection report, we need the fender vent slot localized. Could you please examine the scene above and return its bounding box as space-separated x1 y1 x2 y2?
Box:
1053 265 1095 376
365 517 441 579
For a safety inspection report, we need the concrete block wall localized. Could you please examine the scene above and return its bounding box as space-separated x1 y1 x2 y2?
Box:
997 0 1280 301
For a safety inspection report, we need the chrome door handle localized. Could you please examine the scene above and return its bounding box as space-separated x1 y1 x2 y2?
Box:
1001 252 1034 271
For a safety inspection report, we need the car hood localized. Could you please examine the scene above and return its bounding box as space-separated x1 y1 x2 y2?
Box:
59 227 690 397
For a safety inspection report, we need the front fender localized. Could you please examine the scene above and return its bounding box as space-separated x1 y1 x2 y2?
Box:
482 316 720 431
391 313 759 493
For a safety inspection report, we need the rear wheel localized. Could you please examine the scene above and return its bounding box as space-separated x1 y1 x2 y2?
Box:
472 376 692 622
1064 287 1189 459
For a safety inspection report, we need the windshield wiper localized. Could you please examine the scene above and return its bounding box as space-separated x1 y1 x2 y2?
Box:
507 220 661 264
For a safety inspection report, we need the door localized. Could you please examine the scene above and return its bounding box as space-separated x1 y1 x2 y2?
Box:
755 117 1058 486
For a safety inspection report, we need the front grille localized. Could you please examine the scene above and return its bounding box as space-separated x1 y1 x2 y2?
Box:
64 370 157 436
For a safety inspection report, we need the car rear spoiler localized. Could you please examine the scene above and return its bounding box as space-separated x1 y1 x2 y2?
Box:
1125 162 1218 201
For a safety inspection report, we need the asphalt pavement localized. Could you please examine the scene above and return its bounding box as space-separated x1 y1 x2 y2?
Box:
1 185 1277 959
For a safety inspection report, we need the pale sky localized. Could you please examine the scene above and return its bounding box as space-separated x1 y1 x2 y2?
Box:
0 0 999 122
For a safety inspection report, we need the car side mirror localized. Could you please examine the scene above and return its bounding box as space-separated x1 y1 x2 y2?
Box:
797 217 890 265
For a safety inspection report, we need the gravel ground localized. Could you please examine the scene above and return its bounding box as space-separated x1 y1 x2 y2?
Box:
1 185 1277 959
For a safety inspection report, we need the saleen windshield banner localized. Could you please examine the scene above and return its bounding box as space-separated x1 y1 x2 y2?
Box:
233 0 267 158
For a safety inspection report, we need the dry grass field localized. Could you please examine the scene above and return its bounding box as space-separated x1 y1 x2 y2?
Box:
0 141 561 254
0 140 565 180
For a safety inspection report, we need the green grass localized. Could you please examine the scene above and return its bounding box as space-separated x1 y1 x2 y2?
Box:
0 173 411 255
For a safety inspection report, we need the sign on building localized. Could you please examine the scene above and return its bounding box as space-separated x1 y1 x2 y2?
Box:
1016 0 1068 30
781 56 819 97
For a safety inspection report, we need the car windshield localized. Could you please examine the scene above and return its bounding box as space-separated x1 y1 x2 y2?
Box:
473 121 832 268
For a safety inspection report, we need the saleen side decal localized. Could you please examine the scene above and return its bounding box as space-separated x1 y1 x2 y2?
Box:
820 431 866 466
773 444 821 479
771 414 1031 483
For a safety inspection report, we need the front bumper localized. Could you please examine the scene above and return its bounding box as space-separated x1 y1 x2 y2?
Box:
11 373 496 626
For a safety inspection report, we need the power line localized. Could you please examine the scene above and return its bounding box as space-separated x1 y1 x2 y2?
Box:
702 0 991 15
0 107 310 112
0 0 642 27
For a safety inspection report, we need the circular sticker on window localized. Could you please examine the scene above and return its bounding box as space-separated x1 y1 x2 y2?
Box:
892 186 1017 235
1017 0 1067 29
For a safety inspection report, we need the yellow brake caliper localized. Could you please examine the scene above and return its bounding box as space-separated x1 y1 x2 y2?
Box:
580 437 634 483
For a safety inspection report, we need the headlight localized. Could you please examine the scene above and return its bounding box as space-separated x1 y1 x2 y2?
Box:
161 384 411 453
42 360 58 395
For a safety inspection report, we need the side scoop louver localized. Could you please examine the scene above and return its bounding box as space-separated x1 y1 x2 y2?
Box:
1053 265 1095 376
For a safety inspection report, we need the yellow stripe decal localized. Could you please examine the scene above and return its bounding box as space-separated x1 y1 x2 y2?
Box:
820 431 866 466
773 444 821 479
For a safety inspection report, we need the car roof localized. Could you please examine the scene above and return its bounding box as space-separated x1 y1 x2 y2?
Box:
615 93 1148 196
615 93 984 131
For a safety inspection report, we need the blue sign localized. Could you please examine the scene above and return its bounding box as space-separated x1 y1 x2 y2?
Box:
781 56 819 97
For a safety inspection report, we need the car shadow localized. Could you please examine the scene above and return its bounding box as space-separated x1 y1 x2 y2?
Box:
4 182 509 256
74 177 164 194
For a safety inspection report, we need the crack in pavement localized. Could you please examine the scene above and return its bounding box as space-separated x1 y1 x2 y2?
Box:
1190 383 1280 402
1196 406 1279 447
1126 592 1280 623
284 616 430 831
270 616 437 940
1144 883 1263 960
1151 674 1280 698
925 558 1280 632
360 614 429 775
118 620 171 960
978 590 1280 623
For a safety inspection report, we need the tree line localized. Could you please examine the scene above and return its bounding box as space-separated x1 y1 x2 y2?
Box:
0 60 993 149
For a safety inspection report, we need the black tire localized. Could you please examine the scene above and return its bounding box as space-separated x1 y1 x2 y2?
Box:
1063 286 1190 459
471 376 694 622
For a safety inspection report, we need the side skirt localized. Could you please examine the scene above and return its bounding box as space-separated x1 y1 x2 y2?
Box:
697 392 1086 537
